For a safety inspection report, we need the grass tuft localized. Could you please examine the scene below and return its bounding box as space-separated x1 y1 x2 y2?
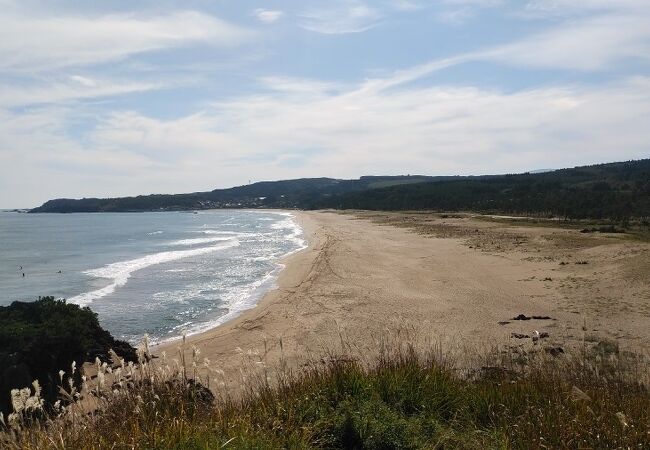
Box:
2 335 650 449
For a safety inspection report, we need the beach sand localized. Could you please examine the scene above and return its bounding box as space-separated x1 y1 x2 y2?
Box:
156 210 650 386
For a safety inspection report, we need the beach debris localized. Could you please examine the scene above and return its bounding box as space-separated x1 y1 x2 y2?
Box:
532 330 540 342
511 314 553 321
498 321 510 326
545 346 565 357
511 332 530 339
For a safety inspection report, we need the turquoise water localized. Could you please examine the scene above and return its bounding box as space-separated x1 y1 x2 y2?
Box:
0 210 305 343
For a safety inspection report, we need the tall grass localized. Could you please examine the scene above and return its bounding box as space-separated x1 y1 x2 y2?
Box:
2 332 650 449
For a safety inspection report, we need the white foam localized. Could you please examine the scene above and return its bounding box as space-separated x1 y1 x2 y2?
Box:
198 230 252 237
166 237 233 246
271 213 307 253
68 239 240 307
163 266 281 341
155 212 309 343
147 230 164 235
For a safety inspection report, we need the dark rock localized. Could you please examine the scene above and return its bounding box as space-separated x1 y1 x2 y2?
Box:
511 333 530 339
545 346 565 357
512 314 553 321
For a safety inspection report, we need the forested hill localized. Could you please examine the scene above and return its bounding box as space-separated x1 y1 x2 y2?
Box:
315 159 650 221
30 175 443 213
31 159 650 220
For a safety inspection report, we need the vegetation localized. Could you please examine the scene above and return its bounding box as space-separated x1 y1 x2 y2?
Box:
3 334 650 449
30 176 444 213
0 297 136 416
30 160 650 223
319 159 650 221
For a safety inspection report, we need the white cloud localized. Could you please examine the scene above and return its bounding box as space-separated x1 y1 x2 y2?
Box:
0 77 167 107
435 0 504 24
486 14 650 70
523 0 650 18
8 76 640 201
258 76 346 95
69 75 97 88
388 0 424 11
4 71 650 207
2 0 649 208
360 10 650 77
299 2 382 34
0 10 252 72
254 9 284 23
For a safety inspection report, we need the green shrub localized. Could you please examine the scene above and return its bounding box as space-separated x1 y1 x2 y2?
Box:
0 297 136 415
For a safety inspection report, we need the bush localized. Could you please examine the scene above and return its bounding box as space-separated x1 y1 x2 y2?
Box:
0 297 136 415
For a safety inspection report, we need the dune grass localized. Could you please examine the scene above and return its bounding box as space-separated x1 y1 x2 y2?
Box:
3 336 650 449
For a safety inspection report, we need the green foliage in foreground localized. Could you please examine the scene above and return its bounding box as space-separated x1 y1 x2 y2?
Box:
0 297 136 415
8 345 650 449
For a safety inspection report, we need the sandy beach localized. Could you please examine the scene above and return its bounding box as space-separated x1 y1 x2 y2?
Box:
157 210 650 384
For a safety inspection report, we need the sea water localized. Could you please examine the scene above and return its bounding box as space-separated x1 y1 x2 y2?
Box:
0 210 305 343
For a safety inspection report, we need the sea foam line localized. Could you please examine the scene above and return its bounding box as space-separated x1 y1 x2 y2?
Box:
166 236 233 246
68 239 240 307
156 212 308 344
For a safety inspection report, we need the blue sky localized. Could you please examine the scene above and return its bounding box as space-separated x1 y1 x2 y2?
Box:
1 0 649 207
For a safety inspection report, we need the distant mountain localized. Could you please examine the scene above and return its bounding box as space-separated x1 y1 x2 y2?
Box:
31 160 650 221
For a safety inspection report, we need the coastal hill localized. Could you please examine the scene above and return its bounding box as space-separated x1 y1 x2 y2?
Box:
31 159 650 220
30 175 445 213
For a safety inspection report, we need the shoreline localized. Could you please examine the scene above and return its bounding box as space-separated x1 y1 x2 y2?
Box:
156 210 650 389
155 210 320 350
152 210 316 347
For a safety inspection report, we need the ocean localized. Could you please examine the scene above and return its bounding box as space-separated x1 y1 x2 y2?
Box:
0 210 305 344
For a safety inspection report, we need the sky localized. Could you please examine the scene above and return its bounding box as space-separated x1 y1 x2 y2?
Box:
1 0 649 208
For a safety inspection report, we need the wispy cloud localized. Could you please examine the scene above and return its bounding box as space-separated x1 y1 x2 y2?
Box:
523 0 650 18
254 9 284 24
0 10 253 72
435 0 505 24
0 77 168 108
357 8 650 81
299 2 382 34
486 14 650 70
6 74 644 206
1 0 649 207
388 0 424 12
